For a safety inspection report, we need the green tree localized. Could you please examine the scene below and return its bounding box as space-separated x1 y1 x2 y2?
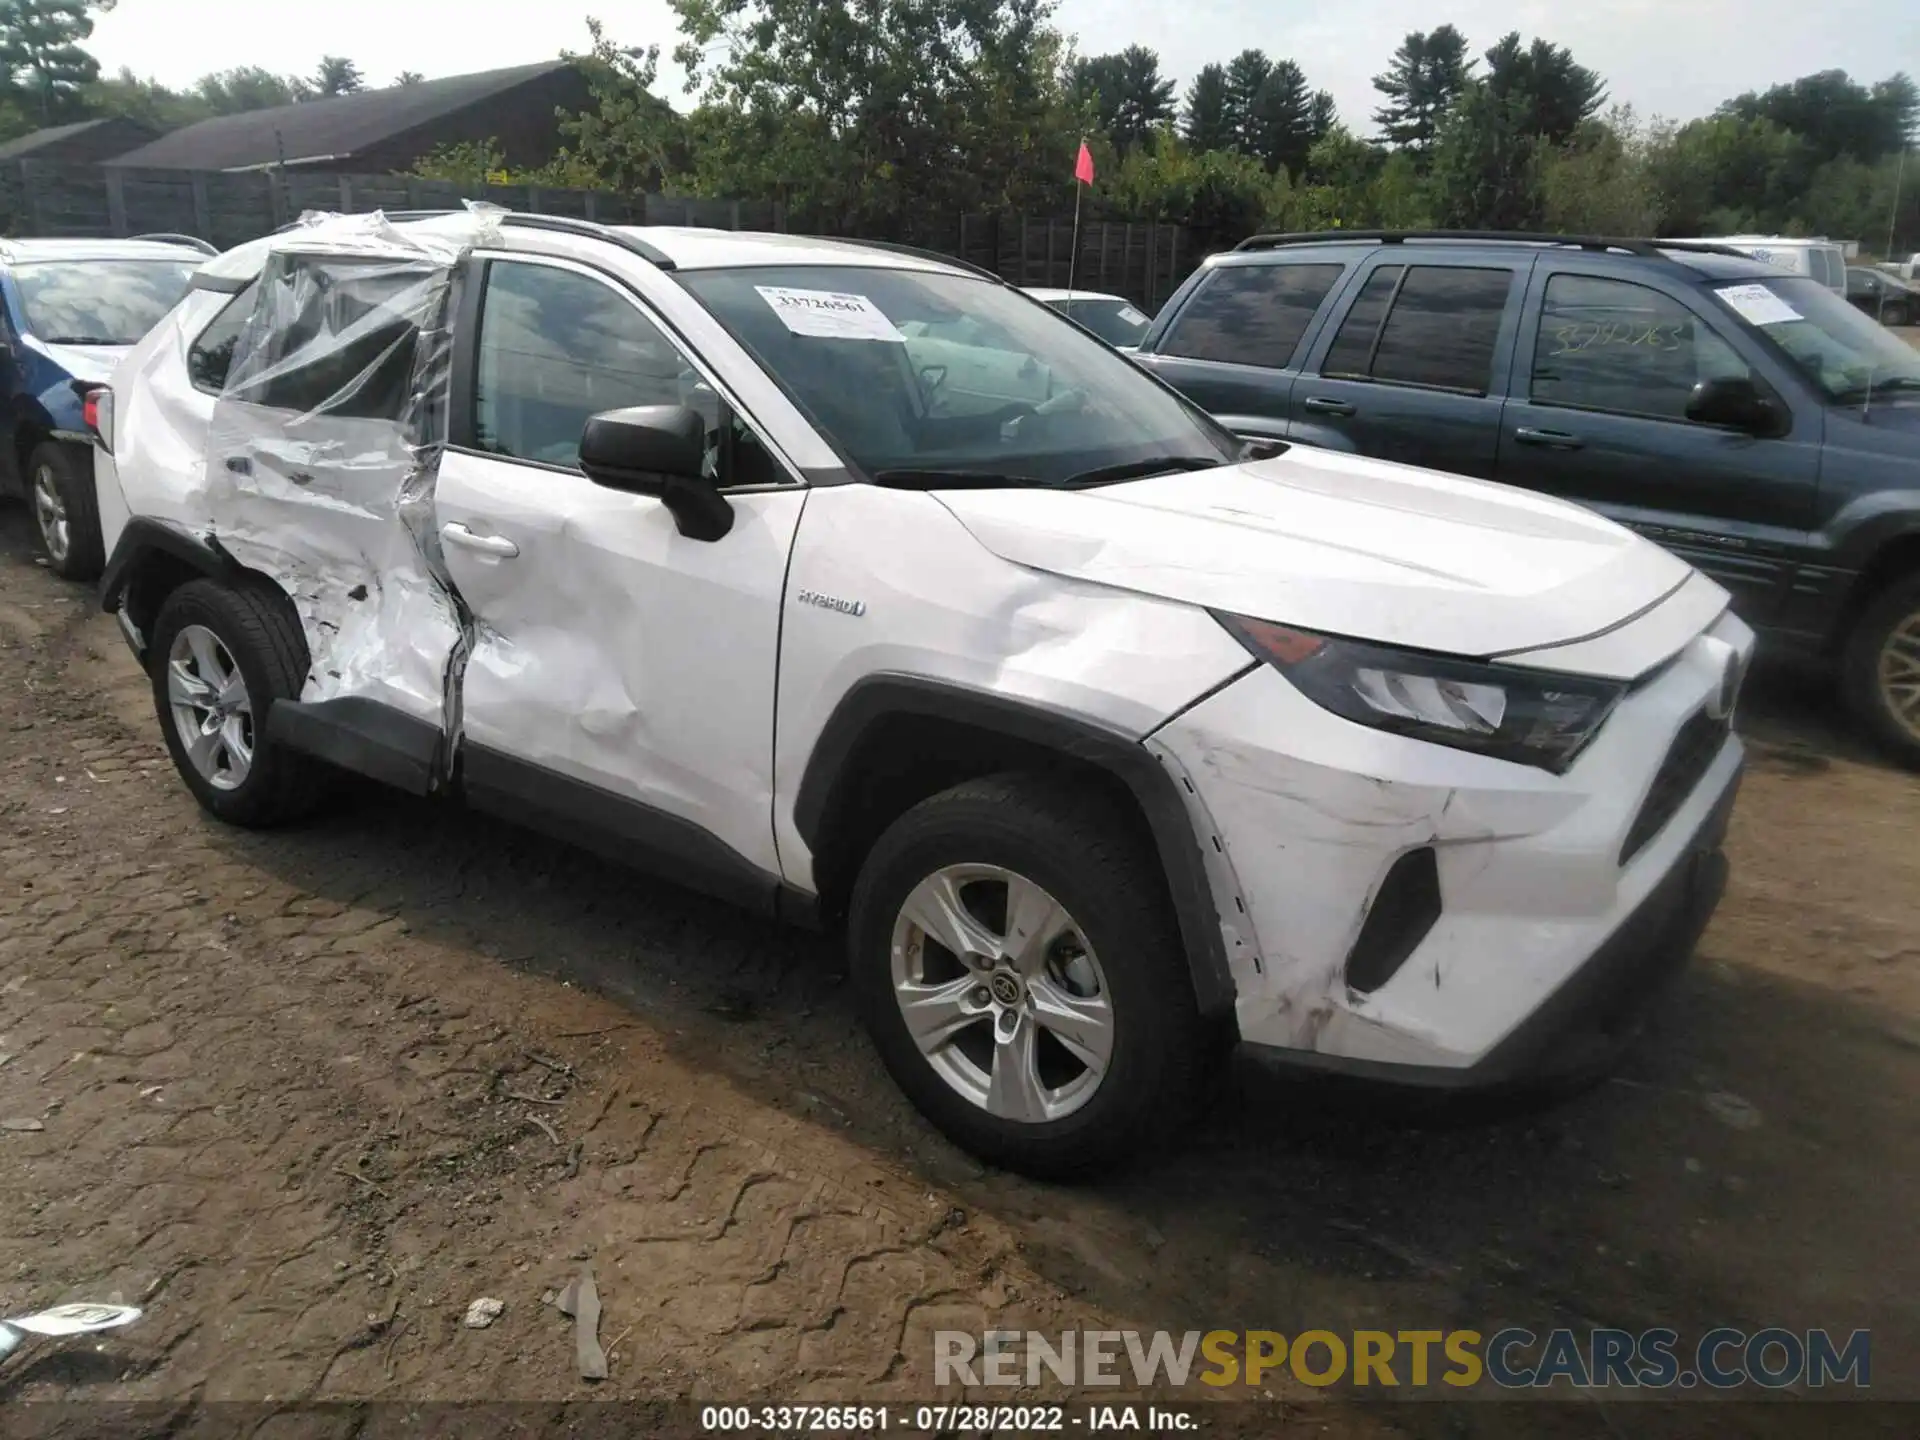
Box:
1307 89 1336 144
1535 107 1663 235
395 70 425 86
1181 63 1232 152
1067 45 1174 154
1722 69 1917 164
1644 112 1812 234
1481 31 1606 146
0 0 109 124
312 55 364 98
1371 24 1472 154
194 66 309 113
407 138 507 189
1221 48 1269 155
1428 75 1542 229
1106 132 1275 241
1246 57 1316 178
83 66 211 129
553 20 686 193
662 0 1077 232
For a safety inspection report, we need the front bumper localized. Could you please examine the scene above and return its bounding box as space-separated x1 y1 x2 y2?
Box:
1242 765 1738 1089
1146 609 1753 1079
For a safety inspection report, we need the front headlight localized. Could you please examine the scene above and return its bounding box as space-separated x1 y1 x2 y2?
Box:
1216 613 1625 774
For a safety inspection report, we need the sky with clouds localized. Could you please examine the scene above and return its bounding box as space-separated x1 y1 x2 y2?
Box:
89 0 1919 133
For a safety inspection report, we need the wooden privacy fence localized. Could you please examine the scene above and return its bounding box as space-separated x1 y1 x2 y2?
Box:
0 159 1202 312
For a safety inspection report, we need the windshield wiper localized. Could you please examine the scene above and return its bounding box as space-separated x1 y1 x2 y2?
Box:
1059 455 1227 488
871 468 1048 490
41 336 124 346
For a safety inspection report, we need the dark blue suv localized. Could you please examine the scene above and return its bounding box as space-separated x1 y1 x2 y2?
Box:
1132 230 1920 767
0 235 210 579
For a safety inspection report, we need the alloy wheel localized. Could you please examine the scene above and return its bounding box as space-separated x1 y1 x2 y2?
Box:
1881 608 1920 742
31 464 69 565
166 624 255 791
888 864 1114 1124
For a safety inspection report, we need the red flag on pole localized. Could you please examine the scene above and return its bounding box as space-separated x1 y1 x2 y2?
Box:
1074 141 1095 185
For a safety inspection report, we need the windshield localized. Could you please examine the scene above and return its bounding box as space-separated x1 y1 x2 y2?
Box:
1059 297 1152 347
677 265 1239 486
12 259 197 345
1711 275 1920 404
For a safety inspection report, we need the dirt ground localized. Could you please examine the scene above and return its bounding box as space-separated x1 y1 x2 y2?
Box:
1 501 1917 1437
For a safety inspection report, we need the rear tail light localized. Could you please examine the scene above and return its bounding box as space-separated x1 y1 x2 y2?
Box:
82 386 113 454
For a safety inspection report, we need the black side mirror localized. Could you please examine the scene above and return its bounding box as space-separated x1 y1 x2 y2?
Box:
578 404 734 542
1685 376 1778 436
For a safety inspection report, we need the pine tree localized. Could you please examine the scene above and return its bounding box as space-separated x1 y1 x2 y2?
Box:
1182 62 1232 152
1371 24 1473 153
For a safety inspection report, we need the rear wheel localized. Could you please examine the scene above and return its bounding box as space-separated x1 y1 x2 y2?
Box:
848 773 1218 1180
149 578 326 826
28 442 103 582
1842 573 1920 770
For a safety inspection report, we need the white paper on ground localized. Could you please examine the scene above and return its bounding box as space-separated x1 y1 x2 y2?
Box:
1715 283 1803 327
756 286 905 342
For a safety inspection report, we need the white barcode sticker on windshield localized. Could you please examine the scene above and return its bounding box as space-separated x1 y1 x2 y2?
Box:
1119 306 1149 326
1716 283 1802 327
756 286 905 342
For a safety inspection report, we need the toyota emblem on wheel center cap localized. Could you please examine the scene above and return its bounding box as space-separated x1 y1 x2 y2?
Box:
990 971 1023 1006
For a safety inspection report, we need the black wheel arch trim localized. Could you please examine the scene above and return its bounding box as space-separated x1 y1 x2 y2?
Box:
99 516 241 627
792 674 1237 1017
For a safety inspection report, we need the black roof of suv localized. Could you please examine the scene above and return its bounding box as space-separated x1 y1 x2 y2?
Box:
1130 228 1920 769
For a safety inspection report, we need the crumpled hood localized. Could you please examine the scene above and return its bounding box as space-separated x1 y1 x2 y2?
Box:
935 445 1694 658
30 339 132 384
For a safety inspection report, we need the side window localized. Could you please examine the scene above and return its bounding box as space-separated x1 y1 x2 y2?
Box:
1321 265 1403 378
188 282 258 394
1320 265 1513 394
472 259 782 485
1159 263 1344 369
227 258 434 421
1530 274 1753 423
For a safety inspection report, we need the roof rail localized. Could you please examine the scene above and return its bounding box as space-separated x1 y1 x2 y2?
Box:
497 211 678 271
826 237 1003 283
131 232 219 256
267 207 679 271
1231 229 1751 260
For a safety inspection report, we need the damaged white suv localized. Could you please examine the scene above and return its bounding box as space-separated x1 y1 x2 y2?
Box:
91 209 1751 1178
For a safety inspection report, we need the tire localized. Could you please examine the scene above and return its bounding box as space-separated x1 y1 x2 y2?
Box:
847 773 1219 1180
27 441 104 582
1841 572 1920 770
148 577 326 826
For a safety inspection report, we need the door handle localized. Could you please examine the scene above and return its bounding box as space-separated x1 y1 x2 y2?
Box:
1302 396 1356 417
1513 426 1584 451
440 522 519 558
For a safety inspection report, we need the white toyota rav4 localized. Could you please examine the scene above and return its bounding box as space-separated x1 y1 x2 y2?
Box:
90 209 1751 1178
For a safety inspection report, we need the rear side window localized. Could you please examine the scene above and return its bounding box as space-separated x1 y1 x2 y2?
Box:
228 256 437 421
1321 266 1402 377
1322 265 1513 394
188 283 258 394
1159 263 1343 369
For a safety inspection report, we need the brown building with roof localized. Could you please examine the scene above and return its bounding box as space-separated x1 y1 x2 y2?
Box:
103 62 591 174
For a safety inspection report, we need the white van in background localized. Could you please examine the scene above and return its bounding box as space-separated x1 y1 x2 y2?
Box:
1674 235 1848 293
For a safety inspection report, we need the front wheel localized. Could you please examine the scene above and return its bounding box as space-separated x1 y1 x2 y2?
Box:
847 773 1219 1180
1842 573 1920 770
28 442 104 581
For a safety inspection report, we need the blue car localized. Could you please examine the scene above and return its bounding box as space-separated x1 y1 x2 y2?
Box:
1 235 211 579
